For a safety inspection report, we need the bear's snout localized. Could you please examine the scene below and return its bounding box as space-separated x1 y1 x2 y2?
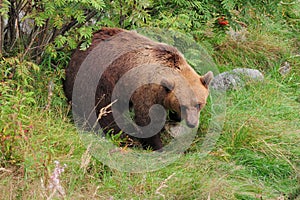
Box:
185 107 199 128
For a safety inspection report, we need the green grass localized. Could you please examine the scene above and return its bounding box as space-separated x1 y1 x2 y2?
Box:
1 10 300 200
1 58 299 200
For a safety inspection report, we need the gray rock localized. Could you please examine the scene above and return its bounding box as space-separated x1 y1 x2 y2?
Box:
210 68 264 91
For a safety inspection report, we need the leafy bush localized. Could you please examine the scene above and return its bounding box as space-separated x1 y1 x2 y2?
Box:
0 57 38 164
1 0 298 62
0 55 67 165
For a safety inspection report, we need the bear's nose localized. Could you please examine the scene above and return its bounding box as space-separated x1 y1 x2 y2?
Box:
186 120 197 128
185 107 199 128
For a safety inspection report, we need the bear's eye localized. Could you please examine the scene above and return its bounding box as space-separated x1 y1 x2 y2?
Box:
195 104 201 110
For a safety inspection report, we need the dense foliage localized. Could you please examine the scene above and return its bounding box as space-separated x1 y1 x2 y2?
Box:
0 0 298 61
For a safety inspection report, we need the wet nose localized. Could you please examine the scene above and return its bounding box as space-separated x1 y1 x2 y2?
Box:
186 121 197 128
185 108 199 128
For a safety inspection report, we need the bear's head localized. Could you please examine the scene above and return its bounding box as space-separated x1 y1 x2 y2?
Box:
162 69 213 128
147 43 214 128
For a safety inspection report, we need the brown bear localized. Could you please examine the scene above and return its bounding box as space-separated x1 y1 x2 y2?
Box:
63 27 213 151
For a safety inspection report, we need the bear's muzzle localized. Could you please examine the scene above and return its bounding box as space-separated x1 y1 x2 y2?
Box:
185 107 200 128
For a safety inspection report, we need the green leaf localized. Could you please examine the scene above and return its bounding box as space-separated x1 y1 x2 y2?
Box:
221 0 235 11
90 0 106 10
55 35 67 48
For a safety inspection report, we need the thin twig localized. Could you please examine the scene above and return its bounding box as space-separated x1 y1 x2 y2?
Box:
155 173 176 199
0 168 12 173
91 99 118 130
45 81 54 110
21 26 41 61
80 144 92 173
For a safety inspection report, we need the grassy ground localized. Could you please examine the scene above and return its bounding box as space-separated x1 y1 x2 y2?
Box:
1 11 300 200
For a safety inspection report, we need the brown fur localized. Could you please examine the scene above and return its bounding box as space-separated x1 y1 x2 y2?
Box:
63 27 213 150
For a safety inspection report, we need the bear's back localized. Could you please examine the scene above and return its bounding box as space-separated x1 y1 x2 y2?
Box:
64 28 125 101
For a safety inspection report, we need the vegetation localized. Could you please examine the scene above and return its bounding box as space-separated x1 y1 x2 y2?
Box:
0 0 299 199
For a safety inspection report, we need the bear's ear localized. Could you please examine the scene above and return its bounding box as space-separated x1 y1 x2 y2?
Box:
200 71 214 88
161 78 175 92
